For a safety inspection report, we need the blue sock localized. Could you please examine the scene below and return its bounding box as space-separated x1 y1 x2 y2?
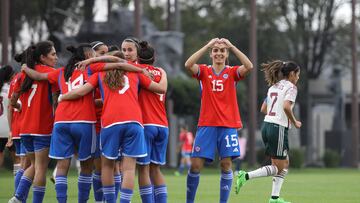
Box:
32 186 45 203
220 170 233 203
154 185 167 203
15 175 32 201
55 176 67 203
78 173 92 203
93 172 103 201
14 169 24 193
114 173 121 201
178 164 184 173
120 188 133 203
139 185 153 203
103 185 115 203
186 171 200 203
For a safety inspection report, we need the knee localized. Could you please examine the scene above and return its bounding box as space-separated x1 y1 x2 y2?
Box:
220 160 232 171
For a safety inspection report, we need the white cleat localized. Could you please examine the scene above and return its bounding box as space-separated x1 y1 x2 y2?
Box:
8 196 21 203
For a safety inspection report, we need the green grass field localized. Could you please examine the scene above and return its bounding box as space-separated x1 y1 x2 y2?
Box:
0 168 359 203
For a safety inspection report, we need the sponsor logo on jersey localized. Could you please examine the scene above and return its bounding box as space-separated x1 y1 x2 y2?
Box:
208 75 212 78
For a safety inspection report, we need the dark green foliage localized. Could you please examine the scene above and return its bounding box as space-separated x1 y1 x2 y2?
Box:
323 149 340 168
289 149 305 168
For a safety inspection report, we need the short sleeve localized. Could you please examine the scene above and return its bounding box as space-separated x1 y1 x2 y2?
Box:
13 73 25 93
230 66 243 81
47 69 61 85
87 63 106 75
284 86 297 102
87 72 100 88
138 73 152 88
192 64 206 80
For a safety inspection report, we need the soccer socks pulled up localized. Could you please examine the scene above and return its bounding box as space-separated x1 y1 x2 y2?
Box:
14 169 24 193
220 170 233 203
120 188 133 203
139 185 153 203
32 186 45 203
154 185 167 203
78 173 92 203
114 173 122 200
55 176 68 203
13 163 21 175
93 172 103 201
248 165 278 179
15 175 32 201
271 169 288 198
103 185 116 203
186 171 200 203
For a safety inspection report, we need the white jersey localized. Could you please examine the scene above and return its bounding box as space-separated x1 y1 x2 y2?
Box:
264 79 297 128
0 84 10 138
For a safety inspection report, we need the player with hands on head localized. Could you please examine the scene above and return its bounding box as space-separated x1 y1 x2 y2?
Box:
184 37 253 203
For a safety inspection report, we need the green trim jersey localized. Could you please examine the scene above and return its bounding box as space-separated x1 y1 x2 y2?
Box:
264 79 297 128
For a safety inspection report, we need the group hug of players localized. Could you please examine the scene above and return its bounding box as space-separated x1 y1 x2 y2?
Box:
4 37 301 203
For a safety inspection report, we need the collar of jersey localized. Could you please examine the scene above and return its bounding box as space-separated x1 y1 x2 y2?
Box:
211 66 227 76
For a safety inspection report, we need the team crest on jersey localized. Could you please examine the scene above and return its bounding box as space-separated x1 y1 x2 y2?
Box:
223 74 228 79
195 146 201 152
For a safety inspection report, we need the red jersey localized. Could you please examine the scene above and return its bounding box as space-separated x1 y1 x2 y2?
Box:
14 65 57 136
138 64 168 127
87 71 152 128
94 88 102 134
180 131 193 152
193 65 243 128
8 73 22 139
47 63 105 124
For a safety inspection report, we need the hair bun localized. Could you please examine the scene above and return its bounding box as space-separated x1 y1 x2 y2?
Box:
14 53 23 62
66 45 77 53
139 41 148 48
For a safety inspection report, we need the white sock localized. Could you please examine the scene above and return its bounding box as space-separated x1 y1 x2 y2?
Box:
271 169 288 197
248 165 278 179
13 164 21 175
53 167 57 178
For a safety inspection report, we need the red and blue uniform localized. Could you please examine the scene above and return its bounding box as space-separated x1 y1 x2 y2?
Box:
8 73 25 156
88 71 151 159
192 64 242 162
48 63 104 160
13 65 57 153
137 64 168 165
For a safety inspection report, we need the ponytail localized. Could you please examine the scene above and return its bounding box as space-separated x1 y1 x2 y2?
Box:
64 44 93 81
0 65 14 91
261 60 300 86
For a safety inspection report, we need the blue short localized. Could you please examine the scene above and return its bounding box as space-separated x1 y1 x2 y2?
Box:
49 123 96 161
100 123 147 160
21 135 51 153
181 151 192 158
13 139 26 156
137 126 169 165
191 127 240 162
94 135 101 159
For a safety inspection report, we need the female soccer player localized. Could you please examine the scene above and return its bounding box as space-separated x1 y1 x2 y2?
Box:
136 40 169 203
21 44 147 203
58 58 167 203
235 60 301 203
91 41 109 56
121 37 140 63
9 41 58 203
184 38 253 203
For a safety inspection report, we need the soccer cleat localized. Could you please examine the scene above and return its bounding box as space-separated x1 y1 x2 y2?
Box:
8 196 21 203
235 170 247 194
268 198 292 203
